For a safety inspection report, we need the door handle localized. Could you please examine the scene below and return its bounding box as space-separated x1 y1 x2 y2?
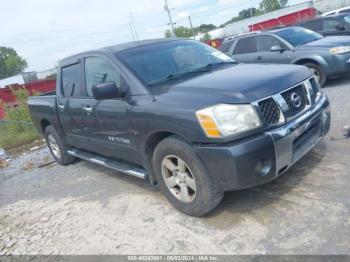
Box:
82 105 93 113
58 104 65 111
257 56 263 61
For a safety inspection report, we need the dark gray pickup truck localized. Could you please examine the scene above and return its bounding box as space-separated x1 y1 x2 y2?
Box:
28 38 331 216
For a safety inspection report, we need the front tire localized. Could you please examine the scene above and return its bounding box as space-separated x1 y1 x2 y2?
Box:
45 125 75 166
303 62 326 87
153 136 224 217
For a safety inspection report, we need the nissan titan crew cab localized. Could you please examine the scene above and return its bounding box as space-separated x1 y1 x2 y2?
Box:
28 39 331 216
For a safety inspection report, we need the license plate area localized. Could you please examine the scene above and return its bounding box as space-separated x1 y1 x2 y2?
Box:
292 121 322 162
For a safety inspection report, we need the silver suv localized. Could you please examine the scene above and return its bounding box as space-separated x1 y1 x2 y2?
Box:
221 27 350 86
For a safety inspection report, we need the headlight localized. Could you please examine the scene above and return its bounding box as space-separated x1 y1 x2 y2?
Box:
329 46 350 55
196 104 262 138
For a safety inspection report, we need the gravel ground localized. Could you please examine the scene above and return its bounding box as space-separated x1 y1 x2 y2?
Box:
0 76 349 255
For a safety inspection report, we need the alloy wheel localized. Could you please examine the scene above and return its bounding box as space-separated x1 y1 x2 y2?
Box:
161 155 197 203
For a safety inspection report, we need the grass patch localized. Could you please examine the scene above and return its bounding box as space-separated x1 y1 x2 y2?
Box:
0 88 41 149
0 126 40 150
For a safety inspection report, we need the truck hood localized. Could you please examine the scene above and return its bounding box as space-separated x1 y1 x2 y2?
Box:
152 64 311 104
299 36 350 49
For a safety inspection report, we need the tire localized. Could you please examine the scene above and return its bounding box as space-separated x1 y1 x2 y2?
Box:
303 62 326 87
153 136 224 217
45 125 75 166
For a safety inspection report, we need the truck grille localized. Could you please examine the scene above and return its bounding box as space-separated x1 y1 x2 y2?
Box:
281 84 308 116
258 98 280 126
256 77 320 128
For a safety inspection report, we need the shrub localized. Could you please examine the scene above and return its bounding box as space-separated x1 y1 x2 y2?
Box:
0 87 40 149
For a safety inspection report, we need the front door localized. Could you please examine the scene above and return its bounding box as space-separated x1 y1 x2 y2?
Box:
254 35 290 64
79 55 139 163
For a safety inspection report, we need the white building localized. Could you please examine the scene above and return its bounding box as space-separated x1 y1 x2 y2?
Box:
314 0 350 13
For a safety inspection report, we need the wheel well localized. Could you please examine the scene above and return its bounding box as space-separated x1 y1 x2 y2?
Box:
144 132 174 185
294 59 319 66
40 119 51 133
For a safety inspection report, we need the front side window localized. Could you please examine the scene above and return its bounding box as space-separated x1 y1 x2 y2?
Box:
61 63 81 97
256 35 283 52
323 19 343 31
234 37 257 55
85 57 121 96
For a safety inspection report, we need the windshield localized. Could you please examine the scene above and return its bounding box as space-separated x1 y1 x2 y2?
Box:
344 15 350 24
275 27 323 46
117 40 235 86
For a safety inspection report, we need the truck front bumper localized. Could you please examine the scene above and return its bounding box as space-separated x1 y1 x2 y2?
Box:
195 94 330 192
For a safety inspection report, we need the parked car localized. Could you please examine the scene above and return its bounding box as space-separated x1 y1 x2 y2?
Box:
221 27 350 86
28 39 330 216
298 14 350 36
322 6 350 16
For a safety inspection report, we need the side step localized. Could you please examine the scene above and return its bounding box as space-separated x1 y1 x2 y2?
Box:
67 149 147 180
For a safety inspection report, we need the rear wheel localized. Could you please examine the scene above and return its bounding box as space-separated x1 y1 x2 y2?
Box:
153 136 224 217
45 125 75 166
303 62 326 87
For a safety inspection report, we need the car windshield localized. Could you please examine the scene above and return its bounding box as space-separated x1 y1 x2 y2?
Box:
275 27 323 46
117 40 236 86
343 15 350 24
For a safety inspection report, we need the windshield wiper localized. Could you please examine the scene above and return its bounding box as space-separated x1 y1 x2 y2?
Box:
148 74 178 86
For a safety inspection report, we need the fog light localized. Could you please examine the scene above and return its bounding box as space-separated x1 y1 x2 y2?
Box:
255 159 272 176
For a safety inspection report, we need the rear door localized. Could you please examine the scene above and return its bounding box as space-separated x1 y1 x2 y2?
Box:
231 36 257 63
254 35 291 64
57 62 86 147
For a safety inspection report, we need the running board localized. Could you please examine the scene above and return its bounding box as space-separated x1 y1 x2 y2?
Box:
67 149 147 180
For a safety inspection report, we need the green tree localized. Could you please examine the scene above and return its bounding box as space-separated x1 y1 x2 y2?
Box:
239 8 258 19
0 47 27 80
165 29 172 38
259 0 288 13
174 26 194 38
200 33 211 41
197 24 217 33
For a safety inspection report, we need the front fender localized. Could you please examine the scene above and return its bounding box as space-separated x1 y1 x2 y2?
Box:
292 55 330 75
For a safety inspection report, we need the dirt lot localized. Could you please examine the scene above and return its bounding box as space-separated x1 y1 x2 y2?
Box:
1 76 350 255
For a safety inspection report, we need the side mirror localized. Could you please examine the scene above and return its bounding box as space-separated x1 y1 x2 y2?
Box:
92 81 122 100
335 24 346 31
270 45 285 52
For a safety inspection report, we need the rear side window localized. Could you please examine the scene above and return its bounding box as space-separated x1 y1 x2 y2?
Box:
84 57 121 97
234 37 257 55
339 9 350 14
220 40 235 53
255 35 283 52
302 20 322 31
323 19 343 31
61 64 81 97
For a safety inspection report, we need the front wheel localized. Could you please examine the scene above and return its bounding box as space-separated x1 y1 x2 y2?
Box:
303 62 326 87
153 136 224 217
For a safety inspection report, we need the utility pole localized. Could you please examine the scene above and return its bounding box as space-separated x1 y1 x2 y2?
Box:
164 0 175 36
129 23 136 41
130 12 139 41
188 16 195 39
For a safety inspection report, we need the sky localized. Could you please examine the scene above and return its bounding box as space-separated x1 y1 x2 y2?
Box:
1 0 306 71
